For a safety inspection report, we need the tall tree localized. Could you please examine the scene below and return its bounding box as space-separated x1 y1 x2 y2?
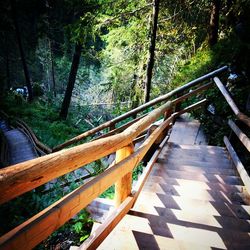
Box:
4 34 11 90
46 0 56 97
208 0 220 47
60 43 82 120
144 0 160 103
10 0 33 102
49 38 56 97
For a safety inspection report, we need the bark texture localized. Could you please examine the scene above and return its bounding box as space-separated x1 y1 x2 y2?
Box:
60 43 82 120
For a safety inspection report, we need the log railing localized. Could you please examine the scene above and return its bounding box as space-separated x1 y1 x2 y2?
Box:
0 99 206 250
213 77 250 127
3 65 250 250
211 75 250 196
0 111 52 158
224 119 250 194
52 66 228 152
14 119 52 155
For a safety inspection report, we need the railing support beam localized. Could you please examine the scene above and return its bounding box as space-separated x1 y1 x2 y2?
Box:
114 144 134 207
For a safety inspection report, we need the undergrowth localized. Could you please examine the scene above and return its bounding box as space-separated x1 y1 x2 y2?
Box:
0 94 91 148
171 35 250 146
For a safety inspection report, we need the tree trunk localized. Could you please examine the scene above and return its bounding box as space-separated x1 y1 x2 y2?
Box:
5 36 11 90
144 0 160 103
208 0 220 47
46 0 56 98
10 0 33 102
49 38 56 97
60 43 82 120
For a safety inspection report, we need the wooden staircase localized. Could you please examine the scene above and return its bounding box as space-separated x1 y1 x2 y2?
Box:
95 117 250 250
1 66 249 250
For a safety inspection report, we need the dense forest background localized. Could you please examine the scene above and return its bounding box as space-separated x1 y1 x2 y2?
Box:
0 0 250 248
0 0 249 127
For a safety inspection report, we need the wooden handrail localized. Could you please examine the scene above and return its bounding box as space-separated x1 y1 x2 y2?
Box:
224 136 250 195
0 99 207 250
93 82 212 142
15 119 52 154
213 77 250 127
0 101 172 205
228 119 250 152
53 66 227 152
93 113 147 141
0 116 173 250
81 133 171 250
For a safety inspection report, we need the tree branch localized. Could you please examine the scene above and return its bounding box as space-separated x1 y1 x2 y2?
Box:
101 3 153 26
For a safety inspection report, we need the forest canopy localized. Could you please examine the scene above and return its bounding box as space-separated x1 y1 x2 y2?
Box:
0 0 249 119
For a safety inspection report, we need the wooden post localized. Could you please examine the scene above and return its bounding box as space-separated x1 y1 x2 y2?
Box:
114 144 134 207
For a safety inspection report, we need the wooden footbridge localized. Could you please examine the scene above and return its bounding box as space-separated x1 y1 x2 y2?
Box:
0 66 250 250
0 114 51 167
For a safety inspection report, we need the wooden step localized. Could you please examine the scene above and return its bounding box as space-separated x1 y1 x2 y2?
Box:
155 162 237 175
146 175 244 193
133 190 250 219
151 183 244 204
160 150 230 164
168 121 204 145
151 167 243 186
167 143 227 152
97 212 250 250
129 208 250 232
87 198 114 223
157 158 234 169
161 143 228 156
143 179 244 198
128 211 250 248
97 214 215 250
161 144 228 160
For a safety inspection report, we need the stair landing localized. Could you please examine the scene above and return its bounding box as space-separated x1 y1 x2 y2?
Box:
96 116 250 249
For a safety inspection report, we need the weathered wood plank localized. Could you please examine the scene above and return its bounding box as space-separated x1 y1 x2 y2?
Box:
224 136 250 195
114 144 134 207
93 114 147 141
228 119 250 152
214 77 250 127
213 77 240 116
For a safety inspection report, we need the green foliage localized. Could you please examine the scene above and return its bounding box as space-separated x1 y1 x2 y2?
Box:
0 93 91 148
38 209 93 249
1 0 250 248
100 185 115 199
98 1 150 104
171 33 250 145
0 171 84 236
132 163 144 181
72 210 93 240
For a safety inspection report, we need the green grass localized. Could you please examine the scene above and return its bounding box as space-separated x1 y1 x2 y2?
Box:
0 94 91 148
